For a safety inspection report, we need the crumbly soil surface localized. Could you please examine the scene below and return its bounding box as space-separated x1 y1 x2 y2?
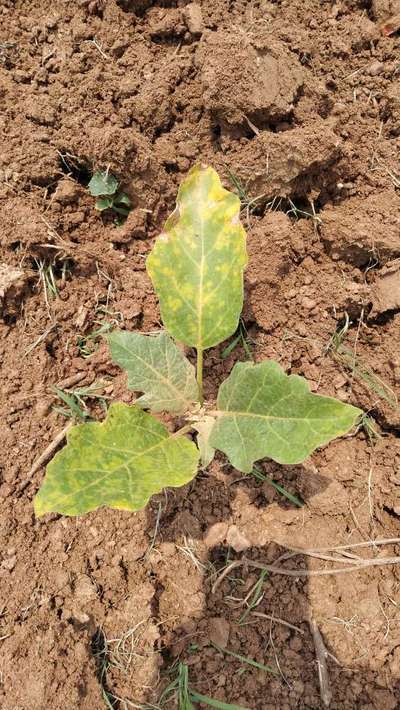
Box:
1 1 400 708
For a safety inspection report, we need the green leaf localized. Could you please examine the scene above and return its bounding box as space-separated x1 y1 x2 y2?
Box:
189 692 250 710
34 403 199 517
115 192 131 207
108 331 199 414
95 196 114 211
88 170 118 197
112 205 130 217
210 361 362 472
146 165 247 350
211 643 277 675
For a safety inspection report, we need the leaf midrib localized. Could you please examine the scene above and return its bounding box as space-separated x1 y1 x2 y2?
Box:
196 194 205 352
213 410 355 423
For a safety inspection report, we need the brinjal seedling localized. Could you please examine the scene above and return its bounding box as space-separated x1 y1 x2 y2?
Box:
88 169 131 218
34 166 362 517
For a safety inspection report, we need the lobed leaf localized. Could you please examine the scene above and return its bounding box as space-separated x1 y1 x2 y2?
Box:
146 165 247 351
34 403 199 517
108 331 199 414
210 361 362 472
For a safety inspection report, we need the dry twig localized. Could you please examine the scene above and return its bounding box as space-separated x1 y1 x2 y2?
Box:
24 422 73 486
212 539 400 593
252 612 304 635
309 618 332 707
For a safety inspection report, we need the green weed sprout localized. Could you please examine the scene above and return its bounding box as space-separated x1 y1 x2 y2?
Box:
161 662 250 710
34 166 362 517
88 169 131 218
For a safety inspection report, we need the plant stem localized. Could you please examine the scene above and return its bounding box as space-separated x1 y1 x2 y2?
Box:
196 348 204 405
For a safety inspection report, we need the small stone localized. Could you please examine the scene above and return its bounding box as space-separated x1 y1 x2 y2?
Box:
75 306 88 329
332 102 347 114
332 373 347 389
35 400 52 418
53 179 81 205
183 3 204 35
208 617 230 648
368 61 384 76
2 555 16 571
54 569 69 588
73 23 93 40
74 574 97 601
204 522 228 548
226 525 251 552
301 296 317 310
0 263 31 318
372 260 400 315
72 612 91 625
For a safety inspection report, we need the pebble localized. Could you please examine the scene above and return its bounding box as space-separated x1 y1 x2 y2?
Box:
332 102 347 114
368 61 384 76
204 522 228 548
226 525 251 552
301 296 317 310
2 555 16 571
183 3 204 35
208 617 230 648
54 179 81 205
333 373 347 389
73 574 97 601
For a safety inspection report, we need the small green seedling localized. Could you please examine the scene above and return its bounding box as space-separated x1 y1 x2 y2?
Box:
52 383 108 421
77 320 115 358
34 166 362 517
88 169 131 218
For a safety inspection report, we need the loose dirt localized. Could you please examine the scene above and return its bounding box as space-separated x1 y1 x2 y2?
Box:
0 1 399 708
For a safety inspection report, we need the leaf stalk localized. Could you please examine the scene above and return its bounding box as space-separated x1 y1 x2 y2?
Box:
196 348 204 405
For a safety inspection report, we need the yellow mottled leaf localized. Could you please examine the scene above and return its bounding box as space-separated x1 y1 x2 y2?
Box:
34 403 199 517
146 165 247 351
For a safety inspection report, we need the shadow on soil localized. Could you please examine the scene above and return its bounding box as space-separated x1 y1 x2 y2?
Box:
92 463 400 709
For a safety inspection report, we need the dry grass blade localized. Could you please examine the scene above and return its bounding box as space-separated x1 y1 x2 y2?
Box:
24 323 57 356
212 539 400 593
25 422 73 482
251 612 304 635
277 538 400 554
275 550 363 566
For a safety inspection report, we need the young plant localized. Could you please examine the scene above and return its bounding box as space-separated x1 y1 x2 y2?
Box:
34 166 362 517
88 169 131 218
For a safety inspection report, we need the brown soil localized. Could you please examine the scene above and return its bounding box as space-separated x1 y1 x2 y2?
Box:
1 1 400 708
